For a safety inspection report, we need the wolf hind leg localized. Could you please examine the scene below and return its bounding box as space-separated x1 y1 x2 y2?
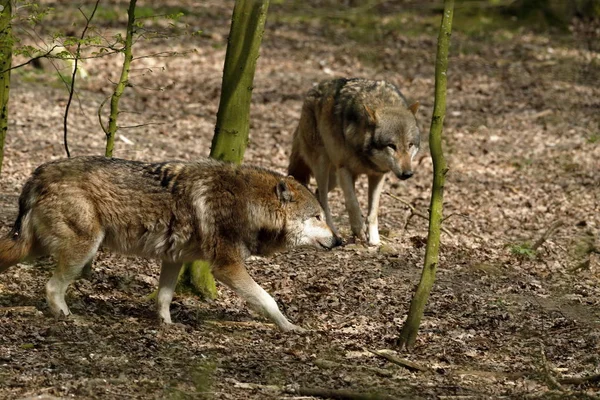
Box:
46 234 102 317
212 260 305 333
156 261 183 324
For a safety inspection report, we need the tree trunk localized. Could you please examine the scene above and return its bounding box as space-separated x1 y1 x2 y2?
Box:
0 0 12 175
104 0 136 158
397 0 453 350
181 0 270 299
210 0 270 162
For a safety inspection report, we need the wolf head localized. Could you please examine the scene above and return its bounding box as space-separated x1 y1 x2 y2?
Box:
275 178 341 250
363 103 420 180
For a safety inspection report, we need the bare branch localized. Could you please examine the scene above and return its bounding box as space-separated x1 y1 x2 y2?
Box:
366 348 430 373
97 95 110 135
385 192 454 237
0 45 59 74
63 0 101 158
531 220 564 251
118 122 165 129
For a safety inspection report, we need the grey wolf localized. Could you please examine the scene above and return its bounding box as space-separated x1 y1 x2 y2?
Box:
288 78 420 246
0 156 341 332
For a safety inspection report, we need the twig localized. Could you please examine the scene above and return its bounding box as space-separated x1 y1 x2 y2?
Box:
385 192 453 237
559 373 600 385
366 348 429 373
539 342 564 391
231 379 404 399
531 220 564 251
204 320 276 329
313 358 394 378
63 0 100 158
291 386 399 400
98 95 110 135
442 213 471 223
0 45 59 74
118 122 165 129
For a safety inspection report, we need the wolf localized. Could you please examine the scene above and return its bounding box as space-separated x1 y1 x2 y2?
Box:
288 78 420 246
0 156 341 332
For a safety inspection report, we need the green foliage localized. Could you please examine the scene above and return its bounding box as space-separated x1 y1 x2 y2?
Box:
587 133 600 144
509 242 536 259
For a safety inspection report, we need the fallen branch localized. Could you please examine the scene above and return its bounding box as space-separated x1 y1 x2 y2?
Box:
559 373 600 385
313 358 394 378
539 342 564 392
292 387 400 400
385 192 453 237
366 348 429 373
204 320 276 330
230 380 407 400
531 220 564 251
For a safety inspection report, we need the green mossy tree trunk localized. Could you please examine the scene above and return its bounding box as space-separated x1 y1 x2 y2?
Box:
180 0 270 299
397 0 454 350
104 0 136 158
0 0 12 175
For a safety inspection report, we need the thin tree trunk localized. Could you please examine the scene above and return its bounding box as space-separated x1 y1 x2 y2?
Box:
397 0 453 350
104 0 136 158
181 0 270 299
210 0 270 162
0 0 12 175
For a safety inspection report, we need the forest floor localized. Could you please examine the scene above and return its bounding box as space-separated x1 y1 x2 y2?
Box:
0 1 599 399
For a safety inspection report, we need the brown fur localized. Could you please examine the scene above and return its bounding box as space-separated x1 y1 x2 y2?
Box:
0 156 339 332
288 78 421 245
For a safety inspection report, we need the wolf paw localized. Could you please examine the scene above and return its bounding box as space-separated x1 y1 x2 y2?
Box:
350 225 367 243
367 229 380 246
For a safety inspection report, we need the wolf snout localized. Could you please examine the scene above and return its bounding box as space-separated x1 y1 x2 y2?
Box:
319 235 343 250
395 170 414 180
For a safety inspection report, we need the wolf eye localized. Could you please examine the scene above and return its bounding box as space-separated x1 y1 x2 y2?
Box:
386 144 397 151
315 214 322 221
408 142 415 148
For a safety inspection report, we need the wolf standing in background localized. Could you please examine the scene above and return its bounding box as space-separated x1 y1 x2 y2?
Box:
288 78 420 246
0 156 340 332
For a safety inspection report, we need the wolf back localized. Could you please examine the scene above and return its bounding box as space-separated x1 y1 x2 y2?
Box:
0 156 340 332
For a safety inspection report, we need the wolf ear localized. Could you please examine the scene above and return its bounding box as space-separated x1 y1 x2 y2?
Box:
408 101 420 116
364 105 378 125
276 180 294 203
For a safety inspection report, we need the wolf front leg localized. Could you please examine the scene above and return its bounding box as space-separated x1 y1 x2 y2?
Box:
314 156 339 237
366 174 385 246
337 167 367 241
157 261 184 324
212 259 306 333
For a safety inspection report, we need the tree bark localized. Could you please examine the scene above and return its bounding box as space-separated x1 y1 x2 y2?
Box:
104 0 136 158
211 0 270 162
397 0 453 350
0 0 11 175
181 0 270 299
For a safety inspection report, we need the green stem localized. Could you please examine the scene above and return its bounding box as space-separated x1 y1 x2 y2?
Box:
105 0 137 158
397 0 454 350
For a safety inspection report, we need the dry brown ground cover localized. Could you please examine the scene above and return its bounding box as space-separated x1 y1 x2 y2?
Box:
0 1 599 399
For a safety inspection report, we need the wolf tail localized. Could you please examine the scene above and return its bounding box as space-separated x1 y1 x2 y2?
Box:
288 134 312 185
0 182 35 273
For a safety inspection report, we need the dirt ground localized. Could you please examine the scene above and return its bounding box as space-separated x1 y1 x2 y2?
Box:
1 1 599 399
